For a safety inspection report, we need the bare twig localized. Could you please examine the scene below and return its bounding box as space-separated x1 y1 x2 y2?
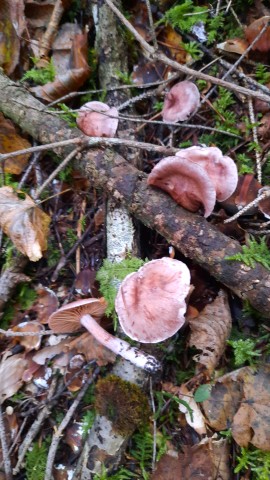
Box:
104 0 270 103
145 0 158 49
0 405 12 480
247 96 262 183
224 189 270 223
0 137 82 163
0 328 54 337
13 376 58 475
38 0 65 60
149 377 157 472
44 367 100 480
33 146 84 199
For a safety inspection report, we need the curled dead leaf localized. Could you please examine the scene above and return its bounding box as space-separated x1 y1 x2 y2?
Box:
12 321 45 351
203 365 270 451
0 186 50 261
188 290 232 374
0 354 28 403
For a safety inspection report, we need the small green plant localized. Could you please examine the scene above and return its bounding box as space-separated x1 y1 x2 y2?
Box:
181 41 202 60
1 282 37 329
25 439 49 480
93 465 136 480
22 58 56 85
82 409 96 438
227 338 261 366
235 446 270 480
153 101 163 112
226 236 270 270
56 103 77 127
161 0 208 33
236 153 254 174
255 64 270 85
130 428 168 480
96 256 147 326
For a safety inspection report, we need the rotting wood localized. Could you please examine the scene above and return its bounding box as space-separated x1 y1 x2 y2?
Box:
0 71 270 316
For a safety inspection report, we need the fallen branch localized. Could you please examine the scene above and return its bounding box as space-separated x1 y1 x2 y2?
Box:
0 72 270 316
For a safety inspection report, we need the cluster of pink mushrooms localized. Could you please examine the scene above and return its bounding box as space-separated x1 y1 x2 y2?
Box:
76 81 238 217
48 258 191 374
147 146 238 217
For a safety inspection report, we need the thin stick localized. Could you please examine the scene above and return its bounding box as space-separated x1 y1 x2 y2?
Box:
224 189 270 223
0 137 82 163
0 405 12 480
0 328 54 337
33 146 83 199
201 18 270 105
38 0 65 60
247 96 262 183
149 377 157 472
145 0 158 50
44 367 100 480
13 376 58 475
104 0 270 103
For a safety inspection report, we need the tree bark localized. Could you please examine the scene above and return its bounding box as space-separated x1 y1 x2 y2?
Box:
0 71 270 317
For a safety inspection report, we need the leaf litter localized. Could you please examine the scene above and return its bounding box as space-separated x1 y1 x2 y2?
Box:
1 0 270 479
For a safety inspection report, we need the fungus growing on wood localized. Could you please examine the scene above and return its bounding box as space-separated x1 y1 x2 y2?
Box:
115 258 191 343
48 297 161 373
147 155 216 217
147 147 238 217
161 81 201 122
176 146 238 202
76 101 119 137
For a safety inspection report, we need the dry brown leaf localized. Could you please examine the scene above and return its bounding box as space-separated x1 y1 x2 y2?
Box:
0 113 31 174
0 354 28 403
65 332 116 366
31 32 90 102
151 438 230 480
32 286 58 324
188 290 232 374
203 365 270 450
12 321 45 351
0 186 50 261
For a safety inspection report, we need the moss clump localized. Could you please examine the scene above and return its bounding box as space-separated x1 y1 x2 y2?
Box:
95 375 150 435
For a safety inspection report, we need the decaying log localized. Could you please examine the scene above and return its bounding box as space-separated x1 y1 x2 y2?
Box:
0 71 270 316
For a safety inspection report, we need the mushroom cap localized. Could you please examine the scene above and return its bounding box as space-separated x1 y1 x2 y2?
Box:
48 298 107 333
76 101 119 137
147 155 216 217
161 81 201 122
176 146 238 202
115 258 191 343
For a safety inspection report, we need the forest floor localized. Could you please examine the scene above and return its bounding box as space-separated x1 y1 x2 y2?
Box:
1 0 270 479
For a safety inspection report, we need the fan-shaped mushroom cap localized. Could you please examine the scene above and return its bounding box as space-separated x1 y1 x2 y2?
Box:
176 146 238 202
48 298 107 333
76 101 119 137
161 81 201 122
147 155 216 217
115 258 191 343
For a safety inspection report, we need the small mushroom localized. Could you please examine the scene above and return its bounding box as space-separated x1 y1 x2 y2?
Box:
115 258 191 343
48 298 161 373
147 155 216 217
161 81 201 122
76 101 119 137
176 146 238 202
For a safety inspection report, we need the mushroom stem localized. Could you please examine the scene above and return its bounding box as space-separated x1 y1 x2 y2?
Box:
80 314 161 374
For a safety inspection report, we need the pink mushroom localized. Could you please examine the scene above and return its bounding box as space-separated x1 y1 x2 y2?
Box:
161 81 201 122
48 297 161 373
147 155 216 217
115 258 191 343
76 101 119 137
176 146 238 202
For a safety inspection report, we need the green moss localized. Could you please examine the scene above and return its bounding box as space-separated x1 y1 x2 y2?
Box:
95 375 150 435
